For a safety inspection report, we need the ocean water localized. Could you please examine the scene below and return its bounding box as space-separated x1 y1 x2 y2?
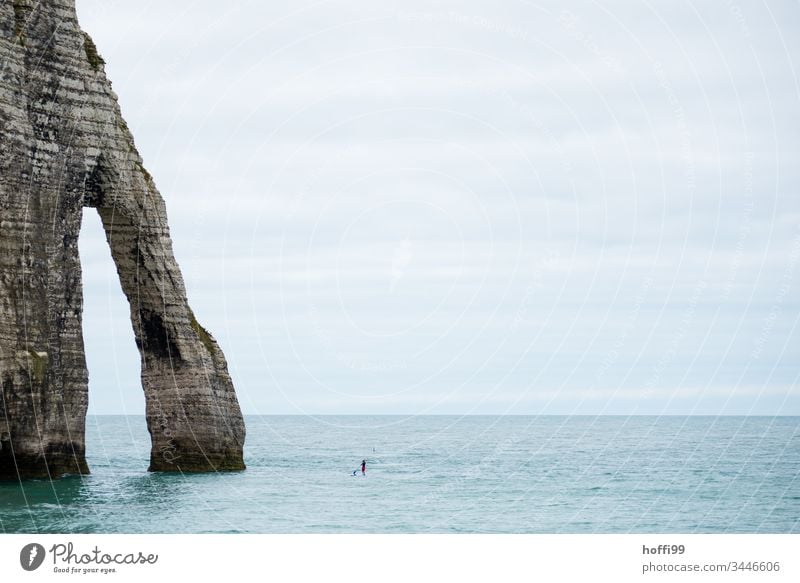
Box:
1 416 798 533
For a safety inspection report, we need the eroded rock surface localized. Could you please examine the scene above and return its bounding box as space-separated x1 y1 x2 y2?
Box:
0 0 245 479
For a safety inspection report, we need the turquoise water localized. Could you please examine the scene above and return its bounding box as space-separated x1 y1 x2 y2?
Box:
1 416 798 533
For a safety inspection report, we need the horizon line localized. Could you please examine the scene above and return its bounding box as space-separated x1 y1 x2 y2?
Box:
85 413 800 417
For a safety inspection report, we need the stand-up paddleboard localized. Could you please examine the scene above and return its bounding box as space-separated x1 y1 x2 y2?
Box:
351 457 369 476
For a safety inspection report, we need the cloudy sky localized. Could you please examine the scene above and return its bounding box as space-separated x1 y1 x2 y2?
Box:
74 0 799 415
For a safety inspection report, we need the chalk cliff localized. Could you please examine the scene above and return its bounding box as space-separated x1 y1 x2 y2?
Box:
0 0 245 479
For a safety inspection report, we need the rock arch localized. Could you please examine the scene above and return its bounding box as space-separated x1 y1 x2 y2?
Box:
0 0 245 479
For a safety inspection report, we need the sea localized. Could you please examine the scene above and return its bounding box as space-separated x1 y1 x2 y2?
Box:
1 416 798 533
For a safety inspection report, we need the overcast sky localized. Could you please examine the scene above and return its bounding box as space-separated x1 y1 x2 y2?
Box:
74 0 799 415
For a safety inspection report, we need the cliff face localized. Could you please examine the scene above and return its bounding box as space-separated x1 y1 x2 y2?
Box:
0 0 245 479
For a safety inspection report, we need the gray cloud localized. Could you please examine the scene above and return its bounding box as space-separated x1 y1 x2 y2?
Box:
76 0 799 415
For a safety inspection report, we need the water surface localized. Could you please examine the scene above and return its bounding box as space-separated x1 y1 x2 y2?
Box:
1 416 798 533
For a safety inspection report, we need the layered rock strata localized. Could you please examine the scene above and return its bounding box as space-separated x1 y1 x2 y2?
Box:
0 0 245 479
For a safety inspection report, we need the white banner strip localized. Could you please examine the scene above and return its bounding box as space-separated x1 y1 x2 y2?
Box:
1 534 797 582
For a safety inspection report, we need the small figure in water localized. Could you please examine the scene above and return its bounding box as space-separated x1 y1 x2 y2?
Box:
361 459 366 476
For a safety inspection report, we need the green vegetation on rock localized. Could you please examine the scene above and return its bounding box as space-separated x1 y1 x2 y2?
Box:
12 0 27 46
27 350 47 383
190 313 215 355
82 32 105 71
134 160 154 184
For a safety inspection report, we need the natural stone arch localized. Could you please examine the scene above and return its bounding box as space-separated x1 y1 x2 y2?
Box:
0 0 245 479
